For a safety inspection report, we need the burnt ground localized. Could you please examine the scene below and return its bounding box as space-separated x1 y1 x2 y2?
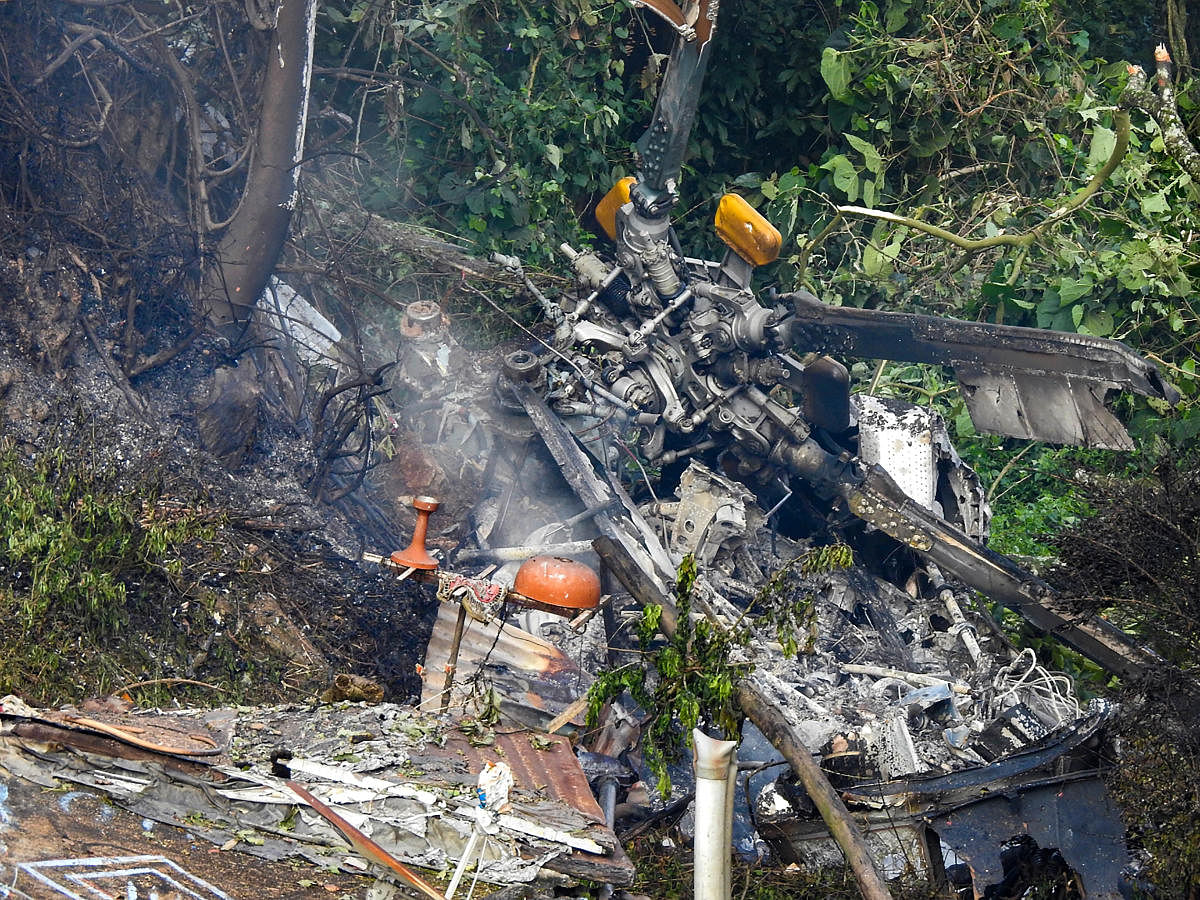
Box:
0 244 444 709
0 776 374 899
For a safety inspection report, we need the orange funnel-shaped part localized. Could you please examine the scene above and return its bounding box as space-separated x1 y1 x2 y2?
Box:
390 496 440 570
514 556 601 610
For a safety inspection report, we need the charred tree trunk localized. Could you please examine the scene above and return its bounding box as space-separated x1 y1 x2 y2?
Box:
200 0 318 341
196 0 318 465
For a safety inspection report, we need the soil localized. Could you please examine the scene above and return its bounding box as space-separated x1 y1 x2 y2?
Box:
0 240 444 709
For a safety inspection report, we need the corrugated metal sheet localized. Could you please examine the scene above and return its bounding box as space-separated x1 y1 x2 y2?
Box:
420 602 588 729
410 723 634 883
442 727 605 824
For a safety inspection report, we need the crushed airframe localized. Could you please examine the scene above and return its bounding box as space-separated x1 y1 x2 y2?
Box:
422 377 1141 896
0 694 634 896
373 0 1182 882
1 0 1176 895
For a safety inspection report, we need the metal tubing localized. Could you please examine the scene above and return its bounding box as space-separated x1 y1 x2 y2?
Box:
455 539 595 563
927 562 983 666
598 777 618 828
692 728 737 900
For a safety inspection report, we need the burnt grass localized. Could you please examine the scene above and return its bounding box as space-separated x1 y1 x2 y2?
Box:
1047 452 1200 895
0 251 438 709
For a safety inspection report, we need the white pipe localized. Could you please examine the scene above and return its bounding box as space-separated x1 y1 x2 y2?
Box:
445 826 481 900
692 728 738 900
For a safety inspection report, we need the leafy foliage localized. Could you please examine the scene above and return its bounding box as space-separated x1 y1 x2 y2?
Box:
753 543 854 657
0 439 213 632
320 0 647 264
586 555 742 794
0 433 231 702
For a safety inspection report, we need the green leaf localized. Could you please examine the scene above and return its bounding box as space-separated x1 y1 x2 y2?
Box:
820 47 852 101
884 0 910 33
991 13 1024 45
1087 126 1116 169
545 143 562 170
905 41 938 57
863 242 885 277
778 168 805 192
1057 276 1093 304
1082 309 1115 336
1140 192 1170 215
954 410 976 438
844 133 883 174
909 128 951 158
822 154 859 201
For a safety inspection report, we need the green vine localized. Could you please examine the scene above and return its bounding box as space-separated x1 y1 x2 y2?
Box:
586 555 742 795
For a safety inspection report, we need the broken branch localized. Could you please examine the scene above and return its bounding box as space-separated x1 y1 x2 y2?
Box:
835 109 1131 254
1121 50 1200 183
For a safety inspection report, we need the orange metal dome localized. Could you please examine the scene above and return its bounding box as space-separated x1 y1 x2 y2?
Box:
513 556 601 610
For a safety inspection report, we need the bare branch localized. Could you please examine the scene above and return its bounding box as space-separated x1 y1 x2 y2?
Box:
1121 53 1200 183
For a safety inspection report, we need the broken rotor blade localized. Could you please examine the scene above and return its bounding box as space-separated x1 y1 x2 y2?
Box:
783 289 1179 449
846 464 1161 679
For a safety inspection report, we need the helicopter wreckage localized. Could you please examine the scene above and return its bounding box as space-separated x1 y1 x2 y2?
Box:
272 0 1200 896
0 0 1183 896
376 0 1184 893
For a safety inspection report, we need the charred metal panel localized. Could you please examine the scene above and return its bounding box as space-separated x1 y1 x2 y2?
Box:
932 778 1128 899
784 289 1179 448
408 726 635 884
957 367 1135 450
841 702 1112 807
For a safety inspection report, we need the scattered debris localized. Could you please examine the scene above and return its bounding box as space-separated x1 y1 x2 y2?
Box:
0 698 635 895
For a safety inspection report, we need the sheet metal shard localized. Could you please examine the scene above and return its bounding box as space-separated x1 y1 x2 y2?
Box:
0 697 226 759
421 602 589 729
418 728 607 826
957 368 1135 450
933 778 1128 900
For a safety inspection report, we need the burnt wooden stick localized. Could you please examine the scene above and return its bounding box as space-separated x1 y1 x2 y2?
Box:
593 535 894 900
440 603 468 713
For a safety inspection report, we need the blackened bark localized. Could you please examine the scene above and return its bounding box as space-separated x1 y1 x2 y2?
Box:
201 0 318 340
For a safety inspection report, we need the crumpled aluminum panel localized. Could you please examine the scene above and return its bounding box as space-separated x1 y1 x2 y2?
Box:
957 367 1135 450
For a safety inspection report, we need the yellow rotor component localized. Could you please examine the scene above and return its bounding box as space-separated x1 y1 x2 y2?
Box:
594 176 637 240
714 193 782 267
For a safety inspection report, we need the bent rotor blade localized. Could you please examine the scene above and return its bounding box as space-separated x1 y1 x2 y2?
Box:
784 289 1179 449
